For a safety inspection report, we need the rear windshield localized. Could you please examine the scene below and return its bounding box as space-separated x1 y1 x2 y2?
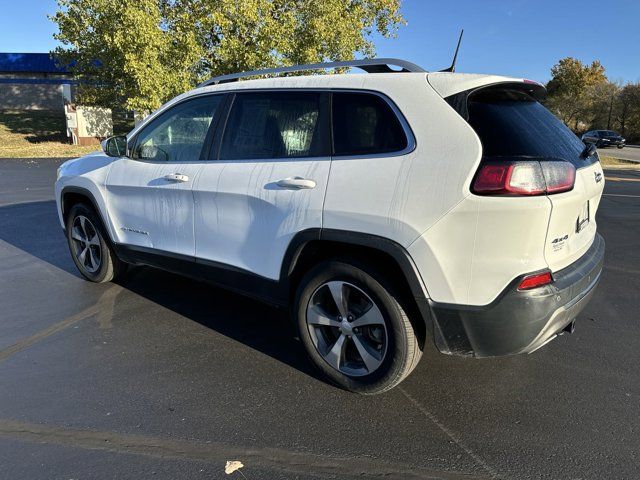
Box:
466 88 589 166
599 130 617 137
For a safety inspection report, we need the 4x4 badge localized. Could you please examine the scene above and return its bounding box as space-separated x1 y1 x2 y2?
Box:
594 171 603 183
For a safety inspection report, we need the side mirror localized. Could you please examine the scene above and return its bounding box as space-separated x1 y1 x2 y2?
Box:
102 135 128 157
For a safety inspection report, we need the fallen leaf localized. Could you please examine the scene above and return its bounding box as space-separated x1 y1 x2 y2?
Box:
225 460 244 475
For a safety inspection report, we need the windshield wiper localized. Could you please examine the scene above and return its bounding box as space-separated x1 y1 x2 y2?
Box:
581 143 597 159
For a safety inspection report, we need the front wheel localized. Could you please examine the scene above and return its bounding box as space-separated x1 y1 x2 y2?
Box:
65 203 126 283
617 144 624 149
294 259 422 394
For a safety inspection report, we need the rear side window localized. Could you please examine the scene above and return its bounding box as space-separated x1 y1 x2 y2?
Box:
467 88 587 166
220 92 325 160
332 92 407 156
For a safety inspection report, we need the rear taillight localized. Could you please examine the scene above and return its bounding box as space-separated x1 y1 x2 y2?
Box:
517 271 553 290
541 161 576 193
472 161 575 196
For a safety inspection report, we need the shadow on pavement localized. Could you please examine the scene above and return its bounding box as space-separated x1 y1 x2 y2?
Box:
0 200 77 274
0 199 322 383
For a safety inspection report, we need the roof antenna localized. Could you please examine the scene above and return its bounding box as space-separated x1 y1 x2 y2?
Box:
440 29 464 73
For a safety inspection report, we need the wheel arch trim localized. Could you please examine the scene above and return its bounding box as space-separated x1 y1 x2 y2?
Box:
280 228 430 302
60 186 115 243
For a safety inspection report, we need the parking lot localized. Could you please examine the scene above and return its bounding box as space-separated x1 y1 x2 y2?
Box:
0 158 638 479
598 146 640 163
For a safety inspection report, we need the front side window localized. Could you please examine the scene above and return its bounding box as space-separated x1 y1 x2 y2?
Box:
220 92 325 160
134 95 222 162
332 92 408 156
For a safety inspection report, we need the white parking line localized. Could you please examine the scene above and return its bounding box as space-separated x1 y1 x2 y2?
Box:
0 418 476 480
605 176 640 182
400 387 499 479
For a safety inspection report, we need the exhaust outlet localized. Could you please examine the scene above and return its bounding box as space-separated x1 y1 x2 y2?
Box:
562 320 575 335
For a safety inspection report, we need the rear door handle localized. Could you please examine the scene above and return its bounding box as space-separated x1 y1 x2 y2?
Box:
276 177 316 190
163 173 189 183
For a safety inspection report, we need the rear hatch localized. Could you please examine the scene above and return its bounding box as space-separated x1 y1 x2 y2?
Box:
544 158 603 270
462 84 605 273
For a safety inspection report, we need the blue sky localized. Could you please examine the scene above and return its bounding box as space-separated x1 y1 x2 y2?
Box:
1 0 638 83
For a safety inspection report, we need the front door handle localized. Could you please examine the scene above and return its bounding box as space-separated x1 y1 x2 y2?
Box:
163 173 189 183
276 177 316 190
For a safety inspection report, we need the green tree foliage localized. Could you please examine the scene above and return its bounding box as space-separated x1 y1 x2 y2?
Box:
51 0 404 111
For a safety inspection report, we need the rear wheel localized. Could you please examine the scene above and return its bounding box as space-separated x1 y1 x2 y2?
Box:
294 259 422 394
65 203 126 283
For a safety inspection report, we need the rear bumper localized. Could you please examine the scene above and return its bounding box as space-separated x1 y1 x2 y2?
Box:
427 233 605 357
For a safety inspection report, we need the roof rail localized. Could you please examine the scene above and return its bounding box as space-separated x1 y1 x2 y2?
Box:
197 58 426 88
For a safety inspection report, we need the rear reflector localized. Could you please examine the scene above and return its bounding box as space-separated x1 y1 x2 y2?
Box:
473 161 575 196
518 271 553 290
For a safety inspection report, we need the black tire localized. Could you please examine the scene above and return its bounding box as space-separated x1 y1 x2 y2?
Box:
65 203 126 283
617 145 624 149
294 258 422 394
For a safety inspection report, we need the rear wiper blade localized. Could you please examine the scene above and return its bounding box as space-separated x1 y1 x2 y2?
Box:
581 143 597 159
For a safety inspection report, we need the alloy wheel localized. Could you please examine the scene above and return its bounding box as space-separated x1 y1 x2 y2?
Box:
306 281 388 377
70 215 102 273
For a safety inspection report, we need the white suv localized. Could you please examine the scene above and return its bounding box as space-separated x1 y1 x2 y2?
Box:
55 59 605 394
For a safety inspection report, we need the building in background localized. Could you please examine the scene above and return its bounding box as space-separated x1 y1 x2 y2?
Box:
0 52 75 111
0 53 114 145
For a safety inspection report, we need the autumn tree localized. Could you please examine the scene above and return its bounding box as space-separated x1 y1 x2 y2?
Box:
616 83 640 139
51 0 404 112
589 81 620 130
545 57 607 130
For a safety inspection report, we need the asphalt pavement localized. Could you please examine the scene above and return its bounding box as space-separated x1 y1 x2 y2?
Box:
598 145 640 163
0 158 639 479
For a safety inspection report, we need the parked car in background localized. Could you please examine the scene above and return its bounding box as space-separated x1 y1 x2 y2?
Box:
55 58 605 394
582 130 625 148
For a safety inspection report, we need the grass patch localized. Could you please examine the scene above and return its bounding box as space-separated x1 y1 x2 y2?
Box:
599 155 639 168
0 110 134 159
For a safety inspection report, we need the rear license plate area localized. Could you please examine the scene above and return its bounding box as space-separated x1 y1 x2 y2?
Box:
576 201 590 233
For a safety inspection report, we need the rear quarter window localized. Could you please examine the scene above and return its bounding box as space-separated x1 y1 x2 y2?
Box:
332 92 408 156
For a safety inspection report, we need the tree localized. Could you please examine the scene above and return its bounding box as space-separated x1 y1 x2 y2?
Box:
546 57 607 98
51 0 405 112
616 83 640 139
545 57 607 130
544 57 640 142
588 81 619 130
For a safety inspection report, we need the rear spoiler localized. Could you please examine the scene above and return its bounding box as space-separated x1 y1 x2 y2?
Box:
427 72 546 101
438 80 547 122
